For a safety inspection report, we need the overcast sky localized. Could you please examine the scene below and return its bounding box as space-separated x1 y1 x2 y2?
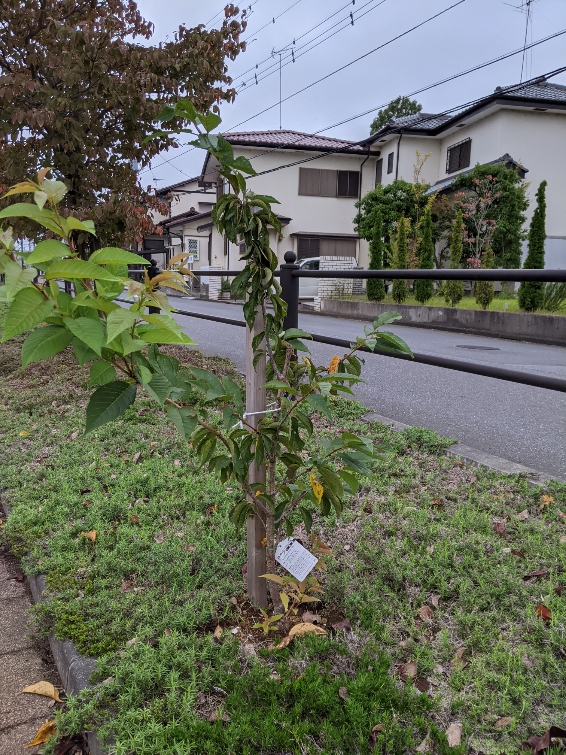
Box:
135 0 566 187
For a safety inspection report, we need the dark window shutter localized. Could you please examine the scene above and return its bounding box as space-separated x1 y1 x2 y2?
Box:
387 152 394 174
337 171 349 196
375 158 383 185
348 171 360 197
299 168 321 195
297 237 321 260
447 145 460 174
459 139 471 169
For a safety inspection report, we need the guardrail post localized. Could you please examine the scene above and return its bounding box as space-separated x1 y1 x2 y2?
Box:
280 251 300 331
245 306 268 608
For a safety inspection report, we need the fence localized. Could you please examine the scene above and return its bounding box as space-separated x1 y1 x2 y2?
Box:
147 252 566 394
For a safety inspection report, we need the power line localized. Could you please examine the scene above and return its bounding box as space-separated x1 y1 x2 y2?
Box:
228 0 467 131
233 0 379 85
242 0 303 42
140 27 566 177
237 0 388 93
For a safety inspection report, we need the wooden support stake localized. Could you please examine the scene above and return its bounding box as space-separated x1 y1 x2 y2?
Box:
245 308 268 608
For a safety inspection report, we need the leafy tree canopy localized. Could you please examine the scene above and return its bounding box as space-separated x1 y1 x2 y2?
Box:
369 96 422 135
0 0 247 257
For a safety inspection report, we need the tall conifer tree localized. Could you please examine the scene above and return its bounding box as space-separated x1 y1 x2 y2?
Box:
367 213 386 302
444 210 465 308
414 206 435 303
518 180 547 312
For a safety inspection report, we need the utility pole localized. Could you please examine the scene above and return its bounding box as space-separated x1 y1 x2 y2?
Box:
271 43 295 130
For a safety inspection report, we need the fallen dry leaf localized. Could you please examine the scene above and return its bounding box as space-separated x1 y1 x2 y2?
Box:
418 605 434 622
53 734 85 755
511 549 526 559
445 722 462 748
130 515 140 525
185 544 196 552
426 544 434 555
522 726 566 754
174 459 181 466
415 676 431 693
431 499 443 506
67 431 79 441
132 451 141 464
495 716 513 729
277 622 326 649
302 611 321 623
81 499 92 508
242 643 257 658
80 530 96 544
121 580 134 592
331 618 351 632
540 495 554 509
557 510 566 523
451 647 468 670
416 732 431 753
524 568 550 580
521 654 533 668
126 637 139 647
398 660 417 681
213 625 223 640
555 587 563 596
560 535 566 544
154 534 165 544
25 720 56 748
338 686 349 701
21 681 62 703
164 628 172 637
493 521 507 536
517 509 530 521
430 595 441 609
535 604 551 622
368 723 385 748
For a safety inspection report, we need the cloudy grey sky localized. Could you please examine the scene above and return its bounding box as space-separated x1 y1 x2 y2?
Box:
135 0 566 186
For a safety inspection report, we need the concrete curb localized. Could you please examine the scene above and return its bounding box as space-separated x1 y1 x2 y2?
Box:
1 502 107 755
364 412 561 485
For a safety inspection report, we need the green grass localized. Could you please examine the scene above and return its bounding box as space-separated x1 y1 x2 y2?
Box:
341 293 565 316
1 302 565 755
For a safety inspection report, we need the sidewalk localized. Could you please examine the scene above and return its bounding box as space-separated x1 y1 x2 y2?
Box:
0 546 62 755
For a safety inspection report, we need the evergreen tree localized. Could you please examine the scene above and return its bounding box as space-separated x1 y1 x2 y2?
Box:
475 246 495 310
444 210 465 308
414 206 435 303
518 180 547 312
392 218 408 304
367 213 386 302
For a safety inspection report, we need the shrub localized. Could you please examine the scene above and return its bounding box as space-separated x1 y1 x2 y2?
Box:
413 206 434 304
518 180 547 312
367 213 386 302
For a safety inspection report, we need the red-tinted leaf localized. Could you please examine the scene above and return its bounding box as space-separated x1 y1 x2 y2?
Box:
399 660 417 681
511 549 526 559
493 521 506 536
415 676 431 693
524 568 550 580
417 605 434 622
331 618 351 632
535 604 551 622
522 726 566 754
555 587 563 596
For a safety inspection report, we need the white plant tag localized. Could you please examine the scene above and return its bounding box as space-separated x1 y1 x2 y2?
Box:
275 538 318 582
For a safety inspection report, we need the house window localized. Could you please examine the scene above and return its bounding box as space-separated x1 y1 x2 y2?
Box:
184 237 199 261
298 168 360 198
337 171 360 197
387 152 394 174
375 158 383 186
446 138 471 174
297 237 321 259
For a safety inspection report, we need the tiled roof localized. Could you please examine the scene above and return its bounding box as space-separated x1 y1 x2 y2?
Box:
425 154 529 195
161 209 212 228
155 176 202 197
497 79 566 103
223 129 367 153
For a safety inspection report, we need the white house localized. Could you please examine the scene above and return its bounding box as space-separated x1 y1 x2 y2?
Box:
150 75 566 271
360 76 566 268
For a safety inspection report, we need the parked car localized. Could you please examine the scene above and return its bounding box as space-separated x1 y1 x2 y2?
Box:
298 257 319 299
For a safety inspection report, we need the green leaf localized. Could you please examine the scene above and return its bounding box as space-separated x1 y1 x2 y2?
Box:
231 155 257 175
306 393 332 420
27 239 70 264
145 373 170 405
106 308 138 343
338 469 359 494
281 328 312 340
121 331 147 355
21 325 73 367
89 360 117 387
374 331 413 357
196 111 222 133
3 258 37 299
66 216 96 235
166 405 198 439
45 259 121 282
72 337 98 366
262 380 297 395
138 326 196 345
64 317 105 356
143 313 182 335
71 296 119 315
0 203 63 235
299 506 313 533
2 287 54 341
85 381 137 433
41 179 67 204
89 247 149 266
373 311 403 328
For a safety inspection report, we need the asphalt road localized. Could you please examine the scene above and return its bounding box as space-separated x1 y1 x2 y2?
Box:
166 298 566 479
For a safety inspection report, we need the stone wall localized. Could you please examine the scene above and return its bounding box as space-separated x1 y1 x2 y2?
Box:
314 256 356 311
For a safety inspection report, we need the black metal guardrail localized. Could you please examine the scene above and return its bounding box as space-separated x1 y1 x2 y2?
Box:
131 252 566 393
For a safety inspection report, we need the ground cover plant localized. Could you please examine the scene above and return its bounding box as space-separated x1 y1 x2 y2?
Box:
1 302 566 755
337 292 565 315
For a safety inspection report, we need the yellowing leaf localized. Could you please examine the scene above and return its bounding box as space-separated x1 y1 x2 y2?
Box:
277 621 326 649
328 355 341 374
80 530 97 544
280 591 289 612
22 681 62 703
19 431 29 436
25 720 56 748
213 625 223 639
169 252 190 265
310 474 324 505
